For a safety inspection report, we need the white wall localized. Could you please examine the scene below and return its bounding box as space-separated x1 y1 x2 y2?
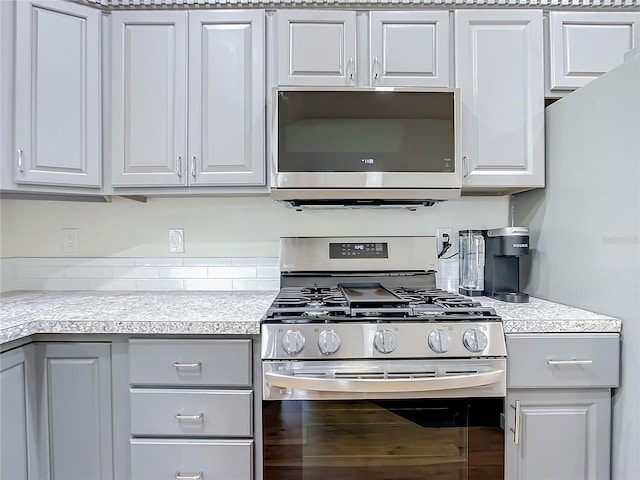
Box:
0 195 510 258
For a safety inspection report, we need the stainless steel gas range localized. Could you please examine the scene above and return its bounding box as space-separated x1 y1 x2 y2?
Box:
261 237 506 480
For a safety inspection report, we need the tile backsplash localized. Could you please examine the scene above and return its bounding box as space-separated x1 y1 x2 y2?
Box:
1 257 279 292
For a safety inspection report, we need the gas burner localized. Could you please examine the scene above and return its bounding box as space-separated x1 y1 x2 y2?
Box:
302 310 331 318
306 300 326 308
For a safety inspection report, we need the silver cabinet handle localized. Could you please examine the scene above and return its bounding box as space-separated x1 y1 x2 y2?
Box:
348 56 355 82
463 155 470 178
173 362 201 369
176 155 183 178
265 369 503 393
373 56 380 83
190 155 196 179
175 472 203 480
547 359 593 366
509 400 521 445
175 413 203 421
17 149 24 172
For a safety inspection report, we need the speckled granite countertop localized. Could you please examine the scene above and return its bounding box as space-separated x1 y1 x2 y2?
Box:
0 291 621 345
0 291 277 344
478 296 621 334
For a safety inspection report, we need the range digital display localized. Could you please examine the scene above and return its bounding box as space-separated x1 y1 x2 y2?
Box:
329 242 388 259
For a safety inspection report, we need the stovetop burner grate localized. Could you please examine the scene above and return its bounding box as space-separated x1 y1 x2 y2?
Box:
264 286 499 324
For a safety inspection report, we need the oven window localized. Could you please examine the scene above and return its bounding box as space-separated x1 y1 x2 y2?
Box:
263 398 504 480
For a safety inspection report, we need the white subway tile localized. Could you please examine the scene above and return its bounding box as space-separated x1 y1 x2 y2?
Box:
232 257 279 267
135 279 184 291
160 267 208 279
18 266 65 279
257 266 280 279
89 279 137 290
43 278 91 290
81 258 137 267
183 279 233 291
208 267 257 279
183 257 233 267
135 258 184 267
15 258 43 267
40 258 87 267
232 279 280 291
15 278 46 290
64 266 113 279
112 267 160 279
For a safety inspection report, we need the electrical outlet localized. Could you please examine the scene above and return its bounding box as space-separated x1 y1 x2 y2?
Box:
62 228 79 253
436 228 453 258
169 228 185 253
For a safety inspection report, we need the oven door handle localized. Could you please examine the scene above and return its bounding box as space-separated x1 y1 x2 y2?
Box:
264 369 504 393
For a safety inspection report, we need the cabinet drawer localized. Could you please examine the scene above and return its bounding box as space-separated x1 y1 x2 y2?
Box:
507 334 619 388
131 389 252 437
129 339 251 387
131 439 253 480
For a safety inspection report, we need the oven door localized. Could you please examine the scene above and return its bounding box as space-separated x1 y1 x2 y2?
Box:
262 360 505 480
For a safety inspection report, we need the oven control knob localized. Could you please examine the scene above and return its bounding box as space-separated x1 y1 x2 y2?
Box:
374 329 397 354
428 329 452 354
282 330 305 355
463 329 488 353
318 329 341 355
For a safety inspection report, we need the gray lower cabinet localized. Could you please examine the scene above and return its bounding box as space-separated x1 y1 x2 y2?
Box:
130 439 253 480
0 345 36 480
505 333 620 480
129 338 254 480
36 342 113 480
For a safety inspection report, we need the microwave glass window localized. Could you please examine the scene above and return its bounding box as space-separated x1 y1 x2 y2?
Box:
277 91 455 173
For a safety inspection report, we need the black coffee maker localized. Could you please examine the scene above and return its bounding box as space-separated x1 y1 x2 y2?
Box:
483 227 530 303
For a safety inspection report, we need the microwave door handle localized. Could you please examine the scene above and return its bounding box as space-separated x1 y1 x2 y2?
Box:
264 369 503 393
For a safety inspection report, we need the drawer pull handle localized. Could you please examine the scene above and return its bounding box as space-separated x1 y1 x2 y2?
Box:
173 362 202 369
175 472 203 480
510 400 521 445
547 359 593 366
175 413 203 421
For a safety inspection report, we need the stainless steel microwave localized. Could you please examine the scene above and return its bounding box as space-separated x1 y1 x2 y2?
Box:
270 87 462 208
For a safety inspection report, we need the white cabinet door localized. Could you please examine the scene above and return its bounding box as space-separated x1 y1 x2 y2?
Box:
505 389 611 480
188 11 265 186
370 11 450 87
15 0 101 188
277 10 356 86
111 11 188 187
549 12 640 92
455 10 544 190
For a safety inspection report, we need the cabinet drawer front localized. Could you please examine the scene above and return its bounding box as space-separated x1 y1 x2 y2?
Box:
129 339 251 386
131 389 252 437
507 334 619 388
131 439 252 480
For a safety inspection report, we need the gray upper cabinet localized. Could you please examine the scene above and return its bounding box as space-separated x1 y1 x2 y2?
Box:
548 12 640 94
14 0 102 188
110 11 188 187
36 342 113 480
1 345 36 480
369 11 450 87
277 10 357 86
188 11 265 186
111 10 265 188
276 10 450 88
455 10 545 192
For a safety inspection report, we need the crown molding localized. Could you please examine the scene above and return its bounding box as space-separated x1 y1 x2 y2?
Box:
78 0 640 9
